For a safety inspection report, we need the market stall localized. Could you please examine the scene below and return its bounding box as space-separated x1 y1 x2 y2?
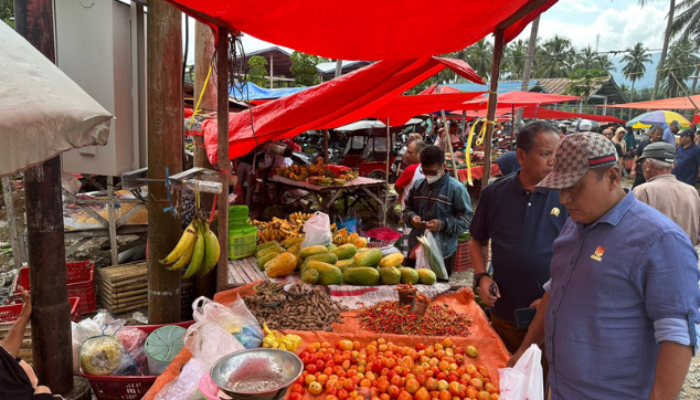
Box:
270 176 388 220
141 282 510 400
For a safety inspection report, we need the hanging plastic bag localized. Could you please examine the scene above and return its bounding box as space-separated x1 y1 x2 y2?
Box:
417 231 448 280
414 245 430 271
301 212 333 248
497 344 544 400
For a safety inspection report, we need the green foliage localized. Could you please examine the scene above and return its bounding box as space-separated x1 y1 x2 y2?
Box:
503 39 527 80
290 51 320 87
247 56 269 88
565 68 608 98
661 36 699 97
0 0 13 28
534 35 575 78
464 39 493 79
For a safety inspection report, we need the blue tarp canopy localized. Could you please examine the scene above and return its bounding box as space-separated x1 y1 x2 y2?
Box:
229 82 312 101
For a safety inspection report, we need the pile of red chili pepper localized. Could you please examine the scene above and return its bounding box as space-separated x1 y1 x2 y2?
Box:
356 301 472 336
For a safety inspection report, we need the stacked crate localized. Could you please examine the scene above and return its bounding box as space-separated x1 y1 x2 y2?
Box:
99 262 148 314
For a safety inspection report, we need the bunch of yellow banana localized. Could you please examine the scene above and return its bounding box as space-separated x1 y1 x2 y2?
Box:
257 226 287 243
333 228 360 245
160 218 220 278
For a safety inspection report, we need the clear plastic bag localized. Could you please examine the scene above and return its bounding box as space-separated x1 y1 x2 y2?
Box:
301 212 333 248
192 296 263 349
154 358 208 400
498 344 544 400
417 231 448 280
185 296 251 368
72 312 126 374
80 328 137 376
116 327 149 375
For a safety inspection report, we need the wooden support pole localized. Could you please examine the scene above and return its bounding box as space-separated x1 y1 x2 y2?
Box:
14 0 73 393
193 20 217 299
147 0 182 324
193 21 216 170
107 176 119 266
440 110 459 178
216 28 231 292
2 177 22 269
482 29 506 186
384 119 390 226
324 129 330 164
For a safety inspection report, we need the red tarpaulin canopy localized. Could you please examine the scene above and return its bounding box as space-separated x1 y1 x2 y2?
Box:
460 91 581 110
164 0 557 61
599 95 700 111
369 93 487 125
200 57 483 164
417 84 462 96
519 106 626 123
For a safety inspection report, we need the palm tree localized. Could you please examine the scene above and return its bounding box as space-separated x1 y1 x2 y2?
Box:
536 35 575 78
670 0 700 91
465 40 493 79
661 37 699 97
639 0 676 99
576 46 598 70
595 54 617 73
621 43 652 99
503 39 527 80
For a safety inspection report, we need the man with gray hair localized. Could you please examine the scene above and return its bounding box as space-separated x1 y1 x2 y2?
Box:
633 142 700 245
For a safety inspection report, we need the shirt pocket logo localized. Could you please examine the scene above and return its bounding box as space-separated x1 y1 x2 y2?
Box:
590 246 606 262
550 207 561 217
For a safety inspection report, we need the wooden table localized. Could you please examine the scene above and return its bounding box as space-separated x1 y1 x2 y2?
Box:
269 175 389 219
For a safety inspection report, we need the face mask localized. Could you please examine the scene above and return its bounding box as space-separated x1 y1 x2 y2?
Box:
425 170 444 184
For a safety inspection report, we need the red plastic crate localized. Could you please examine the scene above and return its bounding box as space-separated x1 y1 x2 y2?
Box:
81 321 195 400
0 297 81 323
13 263 96 315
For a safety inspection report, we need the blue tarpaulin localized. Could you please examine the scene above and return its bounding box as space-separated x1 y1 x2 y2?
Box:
229 82 313 101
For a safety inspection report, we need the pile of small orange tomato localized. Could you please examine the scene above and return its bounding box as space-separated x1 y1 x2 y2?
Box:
289 338 499 400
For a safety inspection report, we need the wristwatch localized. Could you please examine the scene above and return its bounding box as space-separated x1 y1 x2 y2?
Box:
473 273 490 293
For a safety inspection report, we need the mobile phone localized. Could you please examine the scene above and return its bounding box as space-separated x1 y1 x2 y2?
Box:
514 307 537 330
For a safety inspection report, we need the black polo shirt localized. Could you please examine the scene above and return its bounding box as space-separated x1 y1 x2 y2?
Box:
470 171 568 322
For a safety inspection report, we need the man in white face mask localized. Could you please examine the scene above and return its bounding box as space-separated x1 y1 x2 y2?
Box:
403 145 474 277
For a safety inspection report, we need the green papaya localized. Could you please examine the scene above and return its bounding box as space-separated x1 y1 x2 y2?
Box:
399 267 420 284
255 241 282 253
301 268 319 285
417 269 437 285
379 266 402 285
256 245 285 259
299 245 329 259
343 267 381 286
256 252 278 270
353 248 383 267
318 268 343 286
303 252 339 266
331 244 357 260
326 243 338 251
305 260 341 276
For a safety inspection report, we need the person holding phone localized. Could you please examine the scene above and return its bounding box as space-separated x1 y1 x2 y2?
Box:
469 122 568 378
403 145 473 277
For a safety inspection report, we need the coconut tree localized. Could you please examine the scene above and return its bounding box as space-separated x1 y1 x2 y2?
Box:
621 43 652 99
576 46 598 70
503 39 527 80
465 39 493 79
671 0 700 91
661 37 699 98
596 54 617 73
639 0 676 99
536 35 575 78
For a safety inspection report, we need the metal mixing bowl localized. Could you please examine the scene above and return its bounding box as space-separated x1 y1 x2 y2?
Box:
210 348 303 400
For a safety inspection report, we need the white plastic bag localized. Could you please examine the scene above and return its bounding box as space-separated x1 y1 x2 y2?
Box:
301 212 333 248
192 296 263 348
154 358 208 400
498 344 544 400
415 245 429 271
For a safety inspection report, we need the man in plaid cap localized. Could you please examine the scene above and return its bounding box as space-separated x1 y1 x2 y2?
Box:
507 132 700 399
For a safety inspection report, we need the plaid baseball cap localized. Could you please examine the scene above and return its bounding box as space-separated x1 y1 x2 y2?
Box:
537 132 619 189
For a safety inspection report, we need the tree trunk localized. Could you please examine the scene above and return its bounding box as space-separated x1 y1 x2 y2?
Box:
629 80 635 121
652 0 675 100
515 15 540 128
335 59 342 78
193 21 215 170
147 0 183 324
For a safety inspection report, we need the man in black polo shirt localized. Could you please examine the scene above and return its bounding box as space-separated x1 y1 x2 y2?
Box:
469 121 569 367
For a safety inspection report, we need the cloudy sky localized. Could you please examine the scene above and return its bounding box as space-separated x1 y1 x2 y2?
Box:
182 0 671 87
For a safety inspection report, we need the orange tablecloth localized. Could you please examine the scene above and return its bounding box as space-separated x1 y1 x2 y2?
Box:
142 283 509 400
